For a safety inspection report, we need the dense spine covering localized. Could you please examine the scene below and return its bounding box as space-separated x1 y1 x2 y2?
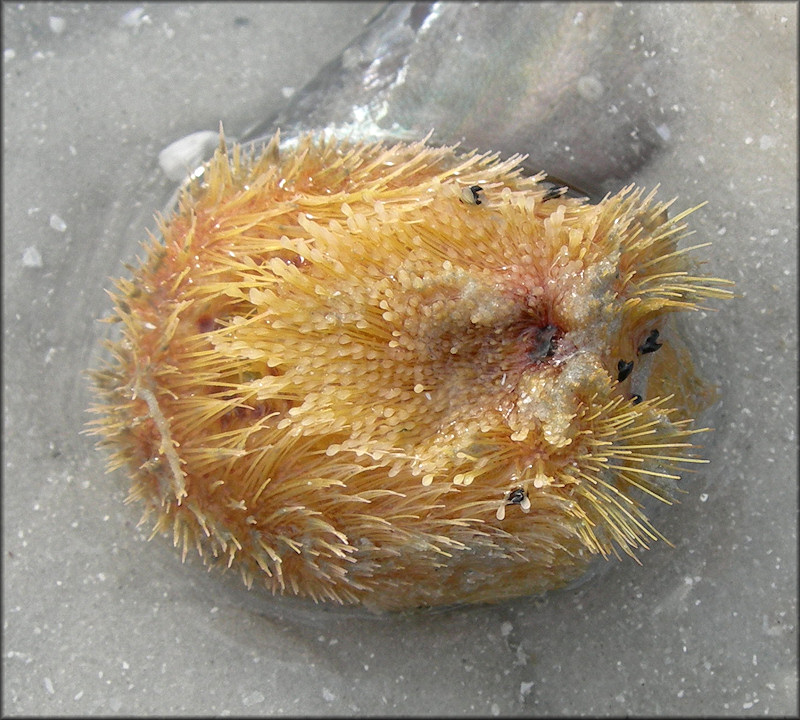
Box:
88 133 733 610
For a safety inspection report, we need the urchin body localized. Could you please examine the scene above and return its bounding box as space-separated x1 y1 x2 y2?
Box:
89 133 731 610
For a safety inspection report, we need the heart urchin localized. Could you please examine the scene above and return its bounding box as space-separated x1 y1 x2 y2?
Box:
87 132 733 611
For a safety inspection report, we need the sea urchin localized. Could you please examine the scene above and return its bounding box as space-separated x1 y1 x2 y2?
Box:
88 132 733 610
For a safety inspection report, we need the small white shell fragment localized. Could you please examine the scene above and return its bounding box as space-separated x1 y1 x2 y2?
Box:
22 247 43 268
655 123 672 142
49 213 67 232
158 131 219 181
49 16 66 34
120 7 149 29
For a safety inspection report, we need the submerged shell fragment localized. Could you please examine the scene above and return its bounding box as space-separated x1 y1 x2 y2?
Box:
88 132 732 610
